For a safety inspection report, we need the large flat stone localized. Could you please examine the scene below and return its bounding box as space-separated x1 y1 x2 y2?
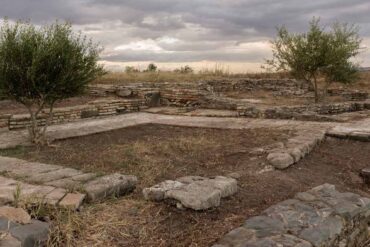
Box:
143 180 184 201
9 162 61 178
10 220 49 247
83 173 137 201
58 193 85 210
26 168 83 183
267 152 294 169
165 181 222 210
0 206 30 224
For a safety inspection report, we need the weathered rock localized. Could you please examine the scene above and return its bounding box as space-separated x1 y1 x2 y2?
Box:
267 152 294 169
143 180 184 201
10 220 49 247
116 89 132 98
214 184 370 247
0 207 30 225
360 168 370 185
165 182 222 210
0 233 22 247
58 193 86 210
0 216 20 231
144 176 238 210
84 173 137 201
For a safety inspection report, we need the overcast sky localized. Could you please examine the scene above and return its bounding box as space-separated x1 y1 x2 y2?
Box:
1 0 370 72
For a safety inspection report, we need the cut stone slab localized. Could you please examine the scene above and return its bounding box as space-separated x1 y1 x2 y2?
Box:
144 176 237 210
267 152 294 169
0 207 30 225
143 180 184 201
83 173 137 201
214 184 370 247
44 188 68 205
360 168 370 185
58 193 85 210
165 182 222 210
10 220 49 247
8 162 61 178
0 216 20 231
26 168 83 183
0 233 22 247
45 173 97 190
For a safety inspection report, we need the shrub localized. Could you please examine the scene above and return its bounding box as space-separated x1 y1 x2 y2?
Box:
267 17 362 103
0 19 105 144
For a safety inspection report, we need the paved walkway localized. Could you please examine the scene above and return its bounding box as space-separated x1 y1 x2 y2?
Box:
327 118 370 141
0 112 336 149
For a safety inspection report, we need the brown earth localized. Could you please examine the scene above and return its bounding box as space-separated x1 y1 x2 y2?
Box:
0 95 106 115
1 125 370 246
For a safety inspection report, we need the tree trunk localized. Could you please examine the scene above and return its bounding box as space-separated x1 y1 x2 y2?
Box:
313 76 319 103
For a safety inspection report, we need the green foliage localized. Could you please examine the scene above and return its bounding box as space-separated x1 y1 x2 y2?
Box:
174 65 194 74
267 17 362 102
0 19 105 143
144 63 157 72
124 66 139 73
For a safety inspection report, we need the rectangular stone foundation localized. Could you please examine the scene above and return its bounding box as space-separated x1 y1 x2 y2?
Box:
213 184 370 247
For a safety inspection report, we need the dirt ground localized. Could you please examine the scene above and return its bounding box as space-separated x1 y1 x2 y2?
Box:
2 125 370 246
0 95 106 115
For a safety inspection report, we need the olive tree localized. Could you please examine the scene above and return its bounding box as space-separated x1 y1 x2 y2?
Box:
0 20 104 144
267 18 361 103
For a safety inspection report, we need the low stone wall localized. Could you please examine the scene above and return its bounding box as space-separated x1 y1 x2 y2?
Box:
200 79 306 94
0 114 11 128
213 184 370 247
238 101 370 120
328 88 369 101
8 98 147 130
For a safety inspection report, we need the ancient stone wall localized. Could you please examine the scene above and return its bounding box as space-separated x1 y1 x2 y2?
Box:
214 184 370 247
7 98 146 130
0 114 11 128
200 79 307 95
238 101 370 121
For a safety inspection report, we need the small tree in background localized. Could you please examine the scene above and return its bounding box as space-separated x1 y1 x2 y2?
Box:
267 18 361 103
145 63 157 72
0 20 105 144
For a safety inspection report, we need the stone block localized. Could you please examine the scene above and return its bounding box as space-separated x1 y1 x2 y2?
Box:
10 220 49 247
143 180 184 201
0 233 22 247
0 207 31 224
58 193 85 210
267 152 295 169
27 168 83 183
44 188 67 205
83 174 137 201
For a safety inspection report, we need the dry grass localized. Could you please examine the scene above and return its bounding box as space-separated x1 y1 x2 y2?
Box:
92 70 292 85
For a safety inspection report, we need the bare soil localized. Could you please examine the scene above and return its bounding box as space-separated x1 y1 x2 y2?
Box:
1 125 370 247
0 96 105 115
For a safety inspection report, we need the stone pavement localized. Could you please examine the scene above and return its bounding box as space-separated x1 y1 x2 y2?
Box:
327 118 370 141
213 184 370 247
0 156 137 208
0 112 337 149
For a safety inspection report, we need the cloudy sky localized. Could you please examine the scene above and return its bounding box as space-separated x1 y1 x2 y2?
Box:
1 0 370 72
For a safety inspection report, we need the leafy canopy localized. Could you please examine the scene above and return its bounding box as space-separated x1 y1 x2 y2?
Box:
0 19 105 107
267 18 362 101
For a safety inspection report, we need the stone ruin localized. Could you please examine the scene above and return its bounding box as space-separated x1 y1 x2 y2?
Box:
214 184 370 247
143 176 237 210
1 78 369 130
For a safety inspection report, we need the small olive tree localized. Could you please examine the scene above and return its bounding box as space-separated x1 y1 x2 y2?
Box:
267 18 361 103
0 20 104 144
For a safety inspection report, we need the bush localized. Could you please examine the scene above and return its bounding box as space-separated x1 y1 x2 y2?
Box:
0 19 105 144
267 17 362 103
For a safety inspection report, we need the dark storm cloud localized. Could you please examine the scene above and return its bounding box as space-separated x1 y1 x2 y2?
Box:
1 0 370 66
